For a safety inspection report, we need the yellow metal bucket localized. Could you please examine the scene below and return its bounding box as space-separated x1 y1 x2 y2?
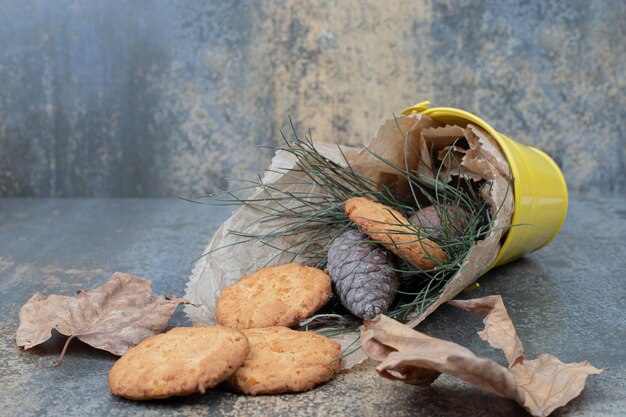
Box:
402 101 568 268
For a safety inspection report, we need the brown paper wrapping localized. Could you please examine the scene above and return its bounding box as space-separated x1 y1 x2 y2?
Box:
184 114 514 369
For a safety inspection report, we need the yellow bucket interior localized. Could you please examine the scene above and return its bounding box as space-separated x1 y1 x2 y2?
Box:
402 101 568 269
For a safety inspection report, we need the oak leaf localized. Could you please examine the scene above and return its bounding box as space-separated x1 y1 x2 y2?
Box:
16 272 190 364
361 295 604 417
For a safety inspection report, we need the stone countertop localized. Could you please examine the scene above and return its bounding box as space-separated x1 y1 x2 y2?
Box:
0 197 624 417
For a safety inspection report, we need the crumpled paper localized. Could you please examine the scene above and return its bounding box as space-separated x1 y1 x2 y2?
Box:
184 114 514 368
361 295 604 417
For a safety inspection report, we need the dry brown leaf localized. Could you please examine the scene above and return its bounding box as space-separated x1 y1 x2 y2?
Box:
16 272 190 364
361 296 604 417
449 295 524 367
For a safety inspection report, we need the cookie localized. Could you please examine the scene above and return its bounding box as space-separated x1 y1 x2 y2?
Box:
344 197 447 269
222 326 342 395
108 326 249 400
215 263 331 329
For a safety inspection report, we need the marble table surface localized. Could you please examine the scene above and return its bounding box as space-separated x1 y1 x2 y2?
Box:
0 197 624 416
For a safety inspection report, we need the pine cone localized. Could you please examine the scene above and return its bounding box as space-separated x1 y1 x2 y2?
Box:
409 204 470 240
327 229 399 320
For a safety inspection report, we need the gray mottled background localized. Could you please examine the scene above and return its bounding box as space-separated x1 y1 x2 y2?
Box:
0 0 624 197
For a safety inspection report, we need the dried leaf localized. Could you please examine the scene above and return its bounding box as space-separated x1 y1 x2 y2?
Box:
16 272 190 364
449 295 524 367
361 296 604 417
509 353 602 416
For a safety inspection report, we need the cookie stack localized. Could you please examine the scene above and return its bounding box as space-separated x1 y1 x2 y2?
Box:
109 263 341 400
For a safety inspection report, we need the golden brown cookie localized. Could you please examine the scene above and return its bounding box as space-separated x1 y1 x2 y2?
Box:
344 197 447 269
222 326 342 395
108 326 249 400
215 263 331 329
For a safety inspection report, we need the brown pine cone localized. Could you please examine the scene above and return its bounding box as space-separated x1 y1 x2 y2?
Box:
327 229 399 320
408 204 470 240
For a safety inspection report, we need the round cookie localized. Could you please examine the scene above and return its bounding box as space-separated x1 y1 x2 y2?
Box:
222 327 342 395
108 326 249 400
344 197 447 270
215 263 331 329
